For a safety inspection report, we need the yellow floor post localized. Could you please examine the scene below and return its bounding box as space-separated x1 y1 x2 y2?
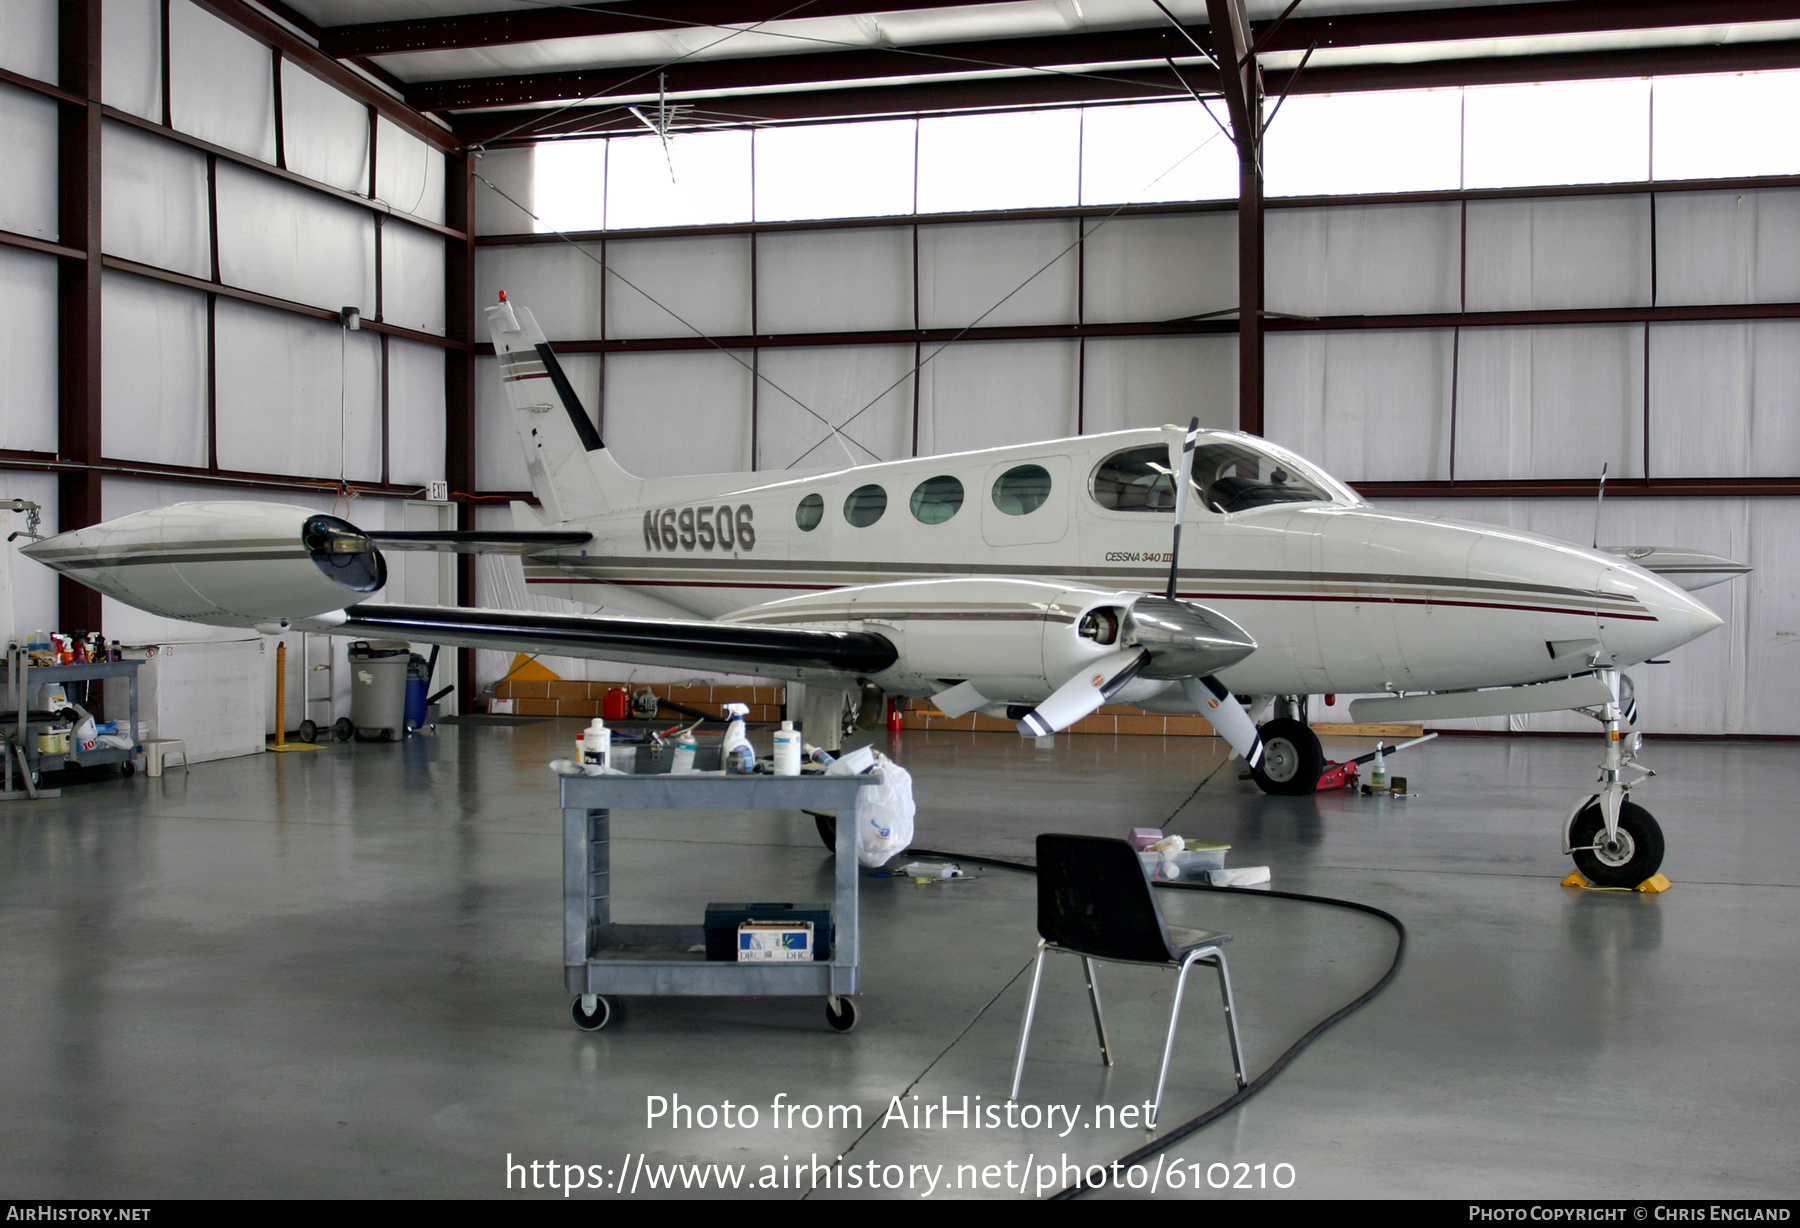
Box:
268 639 322 752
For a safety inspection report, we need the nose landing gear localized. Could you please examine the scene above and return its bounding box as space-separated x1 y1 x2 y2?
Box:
1563 667 1664 887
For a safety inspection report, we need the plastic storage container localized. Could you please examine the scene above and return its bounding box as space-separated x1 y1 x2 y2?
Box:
1137 845 1230 882
348 640 409 741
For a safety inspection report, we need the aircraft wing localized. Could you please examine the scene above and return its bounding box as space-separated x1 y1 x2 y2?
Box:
364 530 593 555
325 603 897 681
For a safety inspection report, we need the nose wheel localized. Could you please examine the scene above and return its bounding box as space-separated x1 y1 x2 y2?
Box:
1249 718 1323 796
1567 798 1664 887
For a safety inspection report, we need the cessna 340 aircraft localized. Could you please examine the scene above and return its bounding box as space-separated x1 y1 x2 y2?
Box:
23 295 1748 888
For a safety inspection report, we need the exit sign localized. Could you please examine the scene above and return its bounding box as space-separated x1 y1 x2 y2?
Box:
426 480 449 502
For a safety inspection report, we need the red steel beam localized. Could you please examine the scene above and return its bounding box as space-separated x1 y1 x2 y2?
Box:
58 0 104 635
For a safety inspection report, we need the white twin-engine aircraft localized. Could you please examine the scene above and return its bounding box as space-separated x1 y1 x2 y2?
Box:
24 295 1748 888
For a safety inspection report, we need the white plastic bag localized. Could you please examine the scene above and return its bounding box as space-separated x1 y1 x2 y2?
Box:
829 749 915 866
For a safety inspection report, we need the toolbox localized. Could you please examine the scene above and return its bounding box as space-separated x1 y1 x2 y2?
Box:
704 902 834 961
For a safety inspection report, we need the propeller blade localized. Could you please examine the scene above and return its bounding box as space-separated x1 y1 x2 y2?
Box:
1167 416 1200 600
1181 675 1264 769
1016 649 1147 737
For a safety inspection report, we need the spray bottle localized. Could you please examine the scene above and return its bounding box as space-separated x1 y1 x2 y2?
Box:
720 703 754 773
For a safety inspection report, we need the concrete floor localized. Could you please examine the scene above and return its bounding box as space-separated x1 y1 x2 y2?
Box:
1 721 1794 1199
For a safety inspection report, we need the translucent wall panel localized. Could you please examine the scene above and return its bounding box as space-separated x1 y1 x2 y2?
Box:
168 0 276 164
1268 203 1460 317
1080 101 1237 206
382 223 446 335
475 242 605 339
1266 330 1454 483
102 121 210 278
754 120 916 222
214 300 381 481
215 162 375 312
375 117 446 224
102 0 163 120
0 0 57 84
0 85 59 241
755 228 913 334
1082 212 1235 324
916 110 1080 214
1081 336 1236 435
101 273 207 468
915 340 1078 456
1264 89 1461 198
1464 79 1650 189
1648 321 1800 479
1454 325 1645 481
474 146 536 235
0 471 59 647
605 131 750 231
603 351 753 478
387 338 447 488
1655 189 1800 307
533 138 603 233
918 220 1077 330
755 346 915 470
604 234 752 340
1465 196 1652 312
1654 71 1800 182
474 355 529 492
0 248 58 453
281 59 369 195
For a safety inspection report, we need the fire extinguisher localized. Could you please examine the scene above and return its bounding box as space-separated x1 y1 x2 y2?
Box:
886 697 904 733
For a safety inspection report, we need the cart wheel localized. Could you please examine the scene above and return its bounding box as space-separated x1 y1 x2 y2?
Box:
119 759 135 777
825 996 857 1033
380 728 394 742
572 994 612 1031
809 811 837 851
332 718 354 742
298 719 318 744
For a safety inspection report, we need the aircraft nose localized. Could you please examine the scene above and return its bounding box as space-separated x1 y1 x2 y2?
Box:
1600 564 1723 662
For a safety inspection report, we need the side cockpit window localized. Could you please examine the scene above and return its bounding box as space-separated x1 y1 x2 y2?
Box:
1192 442 1332 514
1091 446 1175 512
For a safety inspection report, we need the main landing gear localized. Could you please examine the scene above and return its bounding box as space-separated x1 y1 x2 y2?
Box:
1563 667 1664 887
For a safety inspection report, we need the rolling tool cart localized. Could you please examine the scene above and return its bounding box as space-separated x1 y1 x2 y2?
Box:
559 770 881 1033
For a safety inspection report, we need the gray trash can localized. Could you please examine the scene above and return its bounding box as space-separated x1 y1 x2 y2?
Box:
348 640 409 741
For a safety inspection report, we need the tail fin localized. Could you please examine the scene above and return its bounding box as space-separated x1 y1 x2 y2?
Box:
485 295 635 523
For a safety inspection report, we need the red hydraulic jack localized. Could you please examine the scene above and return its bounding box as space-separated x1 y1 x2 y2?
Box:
1316 732 1438 792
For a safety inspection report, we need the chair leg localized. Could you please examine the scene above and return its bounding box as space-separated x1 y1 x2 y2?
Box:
1150 952 1201 1128
1081 957 1113 1067
1212 950 1248 1089
1009 941 1049 1103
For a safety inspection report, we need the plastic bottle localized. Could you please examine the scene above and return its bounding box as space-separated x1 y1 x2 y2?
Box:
1369 744 1388 793
772 720 802 776
671 728 697 774
719 702 753 769
581 717 611 770
803 743 835 766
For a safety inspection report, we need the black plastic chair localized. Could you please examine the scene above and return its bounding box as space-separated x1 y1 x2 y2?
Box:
1009 833 1247 1125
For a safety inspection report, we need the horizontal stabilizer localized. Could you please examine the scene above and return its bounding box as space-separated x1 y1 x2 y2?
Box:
1349 673 1614 722
365 530 592 555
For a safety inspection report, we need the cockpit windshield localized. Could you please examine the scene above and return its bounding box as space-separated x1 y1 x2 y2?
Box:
1090 437 1346 515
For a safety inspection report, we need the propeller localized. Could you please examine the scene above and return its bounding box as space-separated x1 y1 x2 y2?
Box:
1012 418 1268 770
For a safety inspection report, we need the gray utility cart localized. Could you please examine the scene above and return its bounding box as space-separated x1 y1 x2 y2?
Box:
1 651 141 796
559 770 882 1033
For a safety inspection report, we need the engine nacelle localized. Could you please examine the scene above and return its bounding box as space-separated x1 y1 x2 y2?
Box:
21 501 386 627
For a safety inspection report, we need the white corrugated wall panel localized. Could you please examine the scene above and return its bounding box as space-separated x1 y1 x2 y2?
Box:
0 0 57 84
1081 336 1236 435
473 146 535 235
215 162 375 312
1082 213 1235 324
0 85 60 242
167 0 275 164
604 234 752 340
475 243 605 339
382 223 446 336
915 340 1078 456
474 355 531 492
1465 195 1653 311
754 346 914 471
280 58 369 195
101 0 162 120
756 228 913 334
1454 325 1646 480
603 351 753 477
0 248 58 454
1648 321 1800 479
0 471 59 646
214 300 381 480
1266 329 1454 482
1267 203 1461 317
375 117 446 224
102 121 210 277
101 273 207 467
917 220 1078 329
387 338 447 488
1654 189 1800 307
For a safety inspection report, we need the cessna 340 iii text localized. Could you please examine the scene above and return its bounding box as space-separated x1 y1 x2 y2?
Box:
24 295 1749 888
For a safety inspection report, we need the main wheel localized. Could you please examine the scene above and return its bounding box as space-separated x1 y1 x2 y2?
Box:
572 994 612 1031
809 811 837 851
1569 799 1664 888
298 719 318 744
332 718 354 742
1250 717 1324 796
825 996 857 1032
